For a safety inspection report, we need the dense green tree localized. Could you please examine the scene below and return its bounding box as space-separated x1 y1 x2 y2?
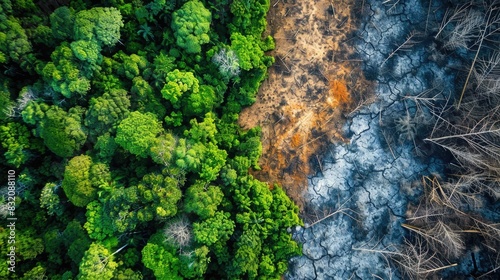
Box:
93 73 123 93
40 182 64 216
15 229 45 261
137 171 182 220
175 140 227 181
115 111 162 158
41 43 91 98
199 142 228 181
74 7 123 47
230 32 264 71
50 6 75 41
230 65 270 106
21 264 46 280
183 84 217 116
43 228 65 265
71 39 102 65
193 211 235 246
151 52 176 88
0 0 303 277
230 0 270 36
113 268 143 280
84 200 115 240
62 155 95 207
89 161 112 188
131 76 167 118
185 112 218 144
0 122 31 167
150 132 177 166
171 0 211 53
0 17 32 63
179 245 210 278
114 52 148 80
104 187 140 233
142 242 182 280
77 242 119 280
161 69 199 109
184 181 223 219
238 132 263 170
37 105 87 158
63 220 92 265
0 81 13 121
85 89 130 139
94 133 118 160
231 227 261 278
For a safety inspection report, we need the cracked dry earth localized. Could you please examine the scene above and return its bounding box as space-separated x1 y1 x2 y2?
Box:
276 0 462 279
238 0 373 210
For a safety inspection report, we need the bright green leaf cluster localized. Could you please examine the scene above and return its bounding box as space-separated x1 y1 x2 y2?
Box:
0 122 31 167
62 155 95 207
171 0 211 53
115 111 162 158
74 7 123 47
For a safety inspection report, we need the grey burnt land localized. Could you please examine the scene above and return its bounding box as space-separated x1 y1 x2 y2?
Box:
286 0 499 279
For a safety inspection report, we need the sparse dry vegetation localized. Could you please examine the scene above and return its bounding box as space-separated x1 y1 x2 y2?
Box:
164 217 193 250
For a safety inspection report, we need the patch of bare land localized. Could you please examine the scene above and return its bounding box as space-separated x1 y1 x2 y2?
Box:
238 0 374 211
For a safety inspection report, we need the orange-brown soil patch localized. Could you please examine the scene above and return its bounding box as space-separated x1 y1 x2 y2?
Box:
238 0 374 211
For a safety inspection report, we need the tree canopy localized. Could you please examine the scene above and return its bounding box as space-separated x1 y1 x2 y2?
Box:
171 0 211 54
0 1 302 279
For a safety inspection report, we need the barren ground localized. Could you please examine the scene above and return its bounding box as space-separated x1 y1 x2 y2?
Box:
238 0 373 211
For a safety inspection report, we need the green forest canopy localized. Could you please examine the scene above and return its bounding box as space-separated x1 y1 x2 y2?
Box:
0 0 302 279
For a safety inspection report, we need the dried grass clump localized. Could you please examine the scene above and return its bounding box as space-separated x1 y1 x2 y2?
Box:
329 79 351 107
291 133 302 148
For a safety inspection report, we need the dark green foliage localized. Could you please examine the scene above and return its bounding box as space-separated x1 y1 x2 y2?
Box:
230 0 270 36
151 52 176 88
114 52 148 80
131 76 167 118
63 220 92 265
94 133 118 160
193 211 235 246
37 105 87 158
0 82 13 121
0 16 32 63
50 6 75 41
84 88 130 139
0 0 302 278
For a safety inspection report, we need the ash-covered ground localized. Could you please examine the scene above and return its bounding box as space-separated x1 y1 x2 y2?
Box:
285 0 467 279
